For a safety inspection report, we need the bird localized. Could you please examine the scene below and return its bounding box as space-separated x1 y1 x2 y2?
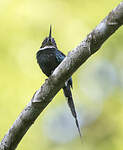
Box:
36 25 82 138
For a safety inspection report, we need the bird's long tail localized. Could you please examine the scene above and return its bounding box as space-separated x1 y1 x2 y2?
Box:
63 84 82 138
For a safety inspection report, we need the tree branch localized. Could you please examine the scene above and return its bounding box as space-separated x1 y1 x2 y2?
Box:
0 2 123 150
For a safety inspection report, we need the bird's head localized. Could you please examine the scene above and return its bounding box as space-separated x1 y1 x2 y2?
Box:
40 25 57 49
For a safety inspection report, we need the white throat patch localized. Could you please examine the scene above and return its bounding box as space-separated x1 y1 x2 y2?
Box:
39 46 56 51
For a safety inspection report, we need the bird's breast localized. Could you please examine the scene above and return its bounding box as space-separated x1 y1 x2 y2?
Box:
36 49 58 76
37 50 56 64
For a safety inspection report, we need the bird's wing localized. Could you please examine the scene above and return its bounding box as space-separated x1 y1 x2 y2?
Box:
56 50 73 88
55 49 65 63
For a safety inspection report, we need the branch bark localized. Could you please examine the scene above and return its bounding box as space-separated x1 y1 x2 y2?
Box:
0 2 123 150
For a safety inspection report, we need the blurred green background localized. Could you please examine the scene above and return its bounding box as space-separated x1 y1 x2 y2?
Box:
0 0 123 150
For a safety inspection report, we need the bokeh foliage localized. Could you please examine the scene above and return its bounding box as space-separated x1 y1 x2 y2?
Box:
0 0 123 150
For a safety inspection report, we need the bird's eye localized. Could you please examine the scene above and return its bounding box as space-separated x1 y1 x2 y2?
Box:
41 37 48 48
51 38 57 48
51 38 55 43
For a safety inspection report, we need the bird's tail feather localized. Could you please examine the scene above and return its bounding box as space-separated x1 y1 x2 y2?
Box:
63 85 82 138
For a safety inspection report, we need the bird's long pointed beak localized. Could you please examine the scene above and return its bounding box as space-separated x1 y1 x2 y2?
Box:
49 25 52 41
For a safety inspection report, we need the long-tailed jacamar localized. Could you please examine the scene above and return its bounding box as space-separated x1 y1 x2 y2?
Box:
36 26 81 138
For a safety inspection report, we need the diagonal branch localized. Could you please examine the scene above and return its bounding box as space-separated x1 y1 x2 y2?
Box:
0 2 123 150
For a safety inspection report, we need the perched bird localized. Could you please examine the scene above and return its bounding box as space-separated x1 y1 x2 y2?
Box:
36 26 81 138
